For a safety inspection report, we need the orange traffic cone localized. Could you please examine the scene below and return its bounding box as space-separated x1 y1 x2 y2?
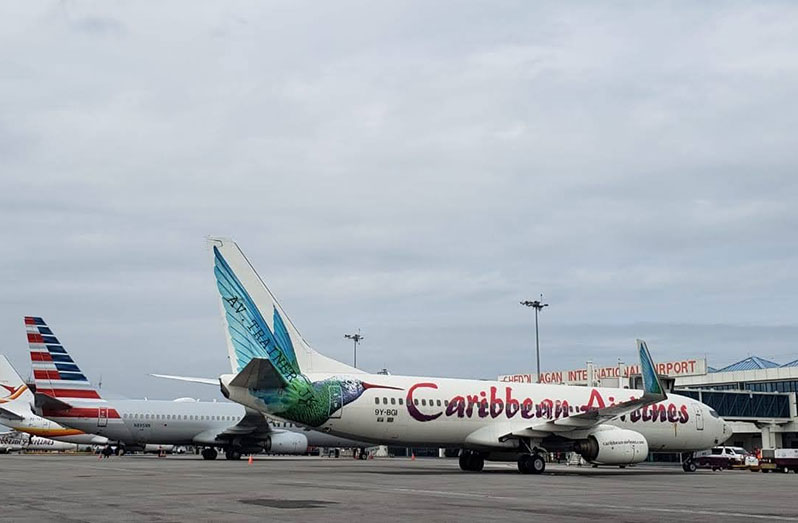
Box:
248 455 254 465
411 452 416 461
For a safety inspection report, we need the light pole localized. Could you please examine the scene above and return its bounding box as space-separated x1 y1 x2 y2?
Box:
520 294 548 383
345 330 364 368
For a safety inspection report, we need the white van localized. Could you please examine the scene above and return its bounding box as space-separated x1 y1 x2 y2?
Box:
694 446 758 470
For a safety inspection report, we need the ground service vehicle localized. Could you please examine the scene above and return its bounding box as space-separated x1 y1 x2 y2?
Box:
694 446 758 470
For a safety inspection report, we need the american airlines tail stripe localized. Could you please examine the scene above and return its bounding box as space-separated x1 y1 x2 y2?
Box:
24 317 46 326
42 407 120 419
21 427 86 437
35 388 101 399
34 370 61 380
33 371 92 386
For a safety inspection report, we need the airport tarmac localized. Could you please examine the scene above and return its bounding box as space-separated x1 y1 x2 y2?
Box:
1 454 796 522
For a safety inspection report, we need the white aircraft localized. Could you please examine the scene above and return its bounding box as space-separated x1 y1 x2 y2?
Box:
200 237 731 474
24 317 368 458
0 430 77 453
0 355 108 446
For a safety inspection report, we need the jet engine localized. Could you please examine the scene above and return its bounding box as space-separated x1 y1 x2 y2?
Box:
143 444 175 453
573 428 649 465
264 432 308 455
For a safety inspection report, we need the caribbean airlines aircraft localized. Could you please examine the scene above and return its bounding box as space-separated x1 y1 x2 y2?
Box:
1 355 107 446
0 430 78 453
205 237 731 474
24 317 361 459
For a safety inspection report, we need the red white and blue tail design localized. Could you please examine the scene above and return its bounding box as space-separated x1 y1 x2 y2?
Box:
25 317 103 401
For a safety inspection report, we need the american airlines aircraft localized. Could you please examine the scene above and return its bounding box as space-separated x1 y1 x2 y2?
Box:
1 355 107 446
204 237 731 474
25 317 363 459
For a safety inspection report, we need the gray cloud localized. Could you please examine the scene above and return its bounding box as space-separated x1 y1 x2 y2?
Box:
1 1 797 399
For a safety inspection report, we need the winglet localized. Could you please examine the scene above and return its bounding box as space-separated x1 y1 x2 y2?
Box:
637 339 666 399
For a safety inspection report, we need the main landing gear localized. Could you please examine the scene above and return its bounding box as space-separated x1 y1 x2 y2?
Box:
682 454 697 473
201 448 218 460
458 450 485 472
517 453 546 474
225 448 242 460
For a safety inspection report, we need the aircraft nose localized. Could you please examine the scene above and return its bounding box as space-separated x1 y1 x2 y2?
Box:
719 420 732 443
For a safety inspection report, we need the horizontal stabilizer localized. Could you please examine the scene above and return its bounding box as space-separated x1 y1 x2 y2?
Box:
151 374 219 386
34 392 72 411
229 358 287 390
0 406 24 421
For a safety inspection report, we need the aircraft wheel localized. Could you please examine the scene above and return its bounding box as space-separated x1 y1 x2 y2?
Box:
518 454 545 474
225 449 242 460
469 453 484 472
683 460 697 473
202 448 218 460
459 452 471 471
459 451 483 472
530 454 545 474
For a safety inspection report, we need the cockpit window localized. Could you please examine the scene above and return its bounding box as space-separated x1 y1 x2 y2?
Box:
708 409 720 418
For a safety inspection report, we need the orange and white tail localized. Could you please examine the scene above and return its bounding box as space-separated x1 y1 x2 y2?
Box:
0 355 32 405
25 317 102 401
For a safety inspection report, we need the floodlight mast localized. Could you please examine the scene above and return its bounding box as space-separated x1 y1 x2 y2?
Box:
344 330 364 369
520 295 548 384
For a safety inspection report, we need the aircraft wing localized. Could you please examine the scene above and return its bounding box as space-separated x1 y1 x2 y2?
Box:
218 407 273 437
191 408 274 446
501 339 667 438
150 374 219 386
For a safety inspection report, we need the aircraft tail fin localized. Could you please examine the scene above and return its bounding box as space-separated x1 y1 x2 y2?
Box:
209 237 358 379
0 355 32 405
25 317 103 402
637 339 666 400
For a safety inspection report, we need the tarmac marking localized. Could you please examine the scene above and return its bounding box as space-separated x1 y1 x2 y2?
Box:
390 487 798 521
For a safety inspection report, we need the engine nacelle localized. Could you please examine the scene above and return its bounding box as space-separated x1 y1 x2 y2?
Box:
574 429 649 465
265 432 308 455
144 444 175 453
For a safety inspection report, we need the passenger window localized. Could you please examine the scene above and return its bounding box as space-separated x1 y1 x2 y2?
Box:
399 399 403 405
437 400 441 407
414 399 418 405
421 399 426 406
375 398 379 405
391 398 396 405
383 397 388 405
444 400 448 406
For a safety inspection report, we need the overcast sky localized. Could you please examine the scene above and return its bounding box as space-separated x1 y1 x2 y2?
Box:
1 1 797 402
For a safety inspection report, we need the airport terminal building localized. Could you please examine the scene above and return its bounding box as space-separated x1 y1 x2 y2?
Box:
499 355 798 451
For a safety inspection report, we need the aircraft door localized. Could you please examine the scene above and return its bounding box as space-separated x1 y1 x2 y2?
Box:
328 384 343 419
694 405 704 430
98 407 108 427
